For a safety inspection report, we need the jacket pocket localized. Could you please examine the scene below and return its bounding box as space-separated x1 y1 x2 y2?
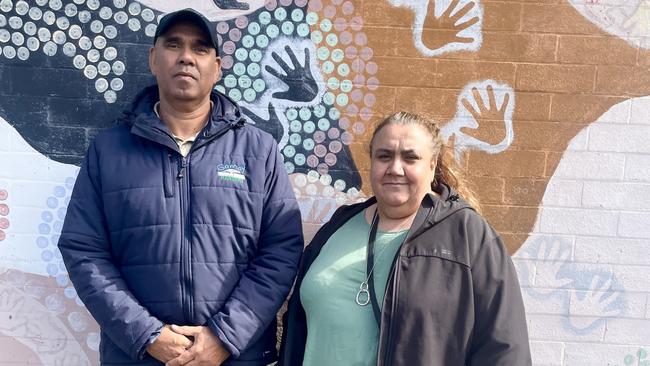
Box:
162 151 175 198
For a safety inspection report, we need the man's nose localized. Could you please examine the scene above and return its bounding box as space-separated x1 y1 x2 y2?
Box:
178 47 195 65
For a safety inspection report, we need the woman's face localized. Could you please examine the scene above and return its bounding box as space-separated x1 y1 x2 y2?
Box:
370 123 437 215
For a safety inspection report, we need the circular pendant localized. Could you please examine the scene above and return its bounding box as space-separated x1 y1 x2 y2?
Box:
356 281 370 306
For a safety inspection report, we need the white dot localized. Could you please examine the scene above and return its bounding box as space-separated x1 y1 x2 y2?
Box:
99 6 112 20
26 36 38 51
95 78 108 92
0 29 9 42
52 30 66 44
15 0 28 15
87 48 99 62
87 333 100 351
43 10 55 25
73 54 85 68
8 16 22 29
305 184 318 196
307 170 319 183
0 0 12 13
104 25 117 39
93 35 106 49
86 0 99 10
17 46 28 60
294 174 307 187
56 16 69 30
334 179 346 191
128 18 141 31
37 27 51 42
36 0 48 6
90 20 103 33
113 0 126 7
103 46 116 60
78 36 91 50
104 90 117 103
128 2 140 15
11 32 23 46
97 60 110 75
319 174 332 186
0 14 5 27
78 10 91 23
145 23 156 37
64 3 77 17
68 24 81 39
84 64 97 79
43 41 57 56
141 8 154 22
346 187 360 198
112 60 124 75
72 0 83 4
28 7 42 20
114 11 127 25
49 0 62 11
23 21 36 35
110 78 123 91
63 42 75 56
3 45 15 59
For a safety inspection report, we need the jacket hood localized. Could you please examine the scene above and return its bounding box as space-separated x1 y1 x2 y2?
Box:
121 85 246 131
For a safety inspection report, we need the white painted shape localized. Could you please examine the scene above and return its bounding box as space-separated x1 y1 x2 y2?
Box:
529 341 564 366
604 318 650 343
388 0 483 57
442 79 515 159
625 154 650 182
551 151 625 181
630 96 650 124
569 0 650 49
582 181 650 210
0 117 78 277
564 343 646 365
618 212 650 238
136 0 266 21
540 179 583 208
588 123 650 153
574 236 650 265
522 289 568 315
539 207 619 236
527 314 606 342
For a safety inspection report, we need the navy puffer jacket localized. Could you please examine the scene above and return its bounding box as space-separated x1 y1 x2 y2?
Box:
58 86 303 365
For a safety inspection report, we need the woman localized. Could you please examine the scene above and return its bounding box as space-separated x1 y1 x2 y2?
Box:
279 112 531 365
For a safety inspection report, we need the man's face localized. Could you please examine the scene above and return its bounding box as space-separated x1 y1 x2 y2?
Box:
149 21 221 104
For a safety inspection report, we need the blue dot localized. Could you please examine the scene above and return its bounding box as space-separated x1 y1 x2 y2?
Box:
47 197 58 209
274 8 287 21
313 105 326 117
64 287 77 299
295 153 306 166
242 35 254 48
42 250 54 262
248 22 260 35
39 223 51 235
42 211 53 223
249 49 262 62
37 236 49 248
290 120 302 132
284 162 295 174
65 177 75 189
283 145 296 158
318 118 330 131
53 221 63 232
303 138 315 151
259 11 271 25
47 263 59 276
51 235 60 246
297 23 309 37
304 121 316 133
56 274 69 287
266 24 279 38
281 21 294 35
58 207 67 220
247 63 260 77
256 34 269 48
54 186 66 197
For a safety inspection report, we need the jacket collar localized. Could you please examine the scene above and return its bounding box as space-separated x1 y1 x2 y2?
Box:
123 85 246 153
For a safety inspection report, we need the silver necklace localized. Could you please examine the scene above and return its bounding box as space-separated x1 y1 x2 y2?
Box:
355 210 410 307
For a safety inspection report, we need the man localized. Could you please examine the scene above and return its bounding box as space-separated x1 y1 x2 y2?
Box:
58 9 303 366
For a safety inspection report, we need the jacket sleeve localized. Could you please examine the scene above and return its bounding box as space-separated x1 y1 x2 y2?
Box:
57 140 163 360
207 139 304 358
468 233 532 366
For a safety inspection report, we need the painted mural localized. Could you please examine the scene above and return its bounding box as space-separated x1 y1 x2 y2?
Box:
0 0 649 365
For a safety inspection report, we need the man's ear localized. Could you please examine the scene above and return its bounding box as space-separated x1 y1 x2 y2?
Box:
148 46 156 76
213 56 222 83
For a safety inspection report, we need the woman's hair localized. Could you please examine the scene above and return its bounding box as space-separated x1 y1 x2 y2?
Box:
369 112 481 213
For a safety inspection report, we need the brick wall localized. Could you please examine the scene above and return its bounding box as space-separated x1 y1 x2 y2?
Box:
0 0 649 364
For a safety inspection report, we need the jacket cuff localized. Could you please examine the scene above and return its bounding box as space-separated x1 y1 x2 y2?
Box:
129 319 165 360
207 317 240 358
137 324 165 360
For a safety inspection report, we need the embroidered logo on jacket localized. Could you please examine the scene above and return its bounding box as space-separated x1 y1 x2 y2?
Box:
217 163 246 183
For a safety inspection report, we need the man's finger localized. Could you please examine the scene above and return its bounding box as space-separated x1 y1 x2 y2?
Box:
171 324 199 336
166 350 195 366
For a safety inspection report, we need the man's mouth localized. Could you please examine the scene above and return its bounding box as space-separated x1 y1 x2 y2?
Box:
175 71 196 79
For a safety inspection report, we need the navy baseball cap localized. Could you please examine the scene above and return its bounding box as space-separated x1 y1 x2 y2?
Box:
153 9 220 55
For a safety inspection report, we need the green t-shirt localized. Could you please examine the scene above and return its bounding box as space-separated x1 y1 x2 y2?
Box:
300 210 408 366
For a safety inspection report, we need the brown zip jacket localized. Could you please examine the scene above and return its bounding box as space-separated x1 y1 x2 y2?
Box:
279 184 532 366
